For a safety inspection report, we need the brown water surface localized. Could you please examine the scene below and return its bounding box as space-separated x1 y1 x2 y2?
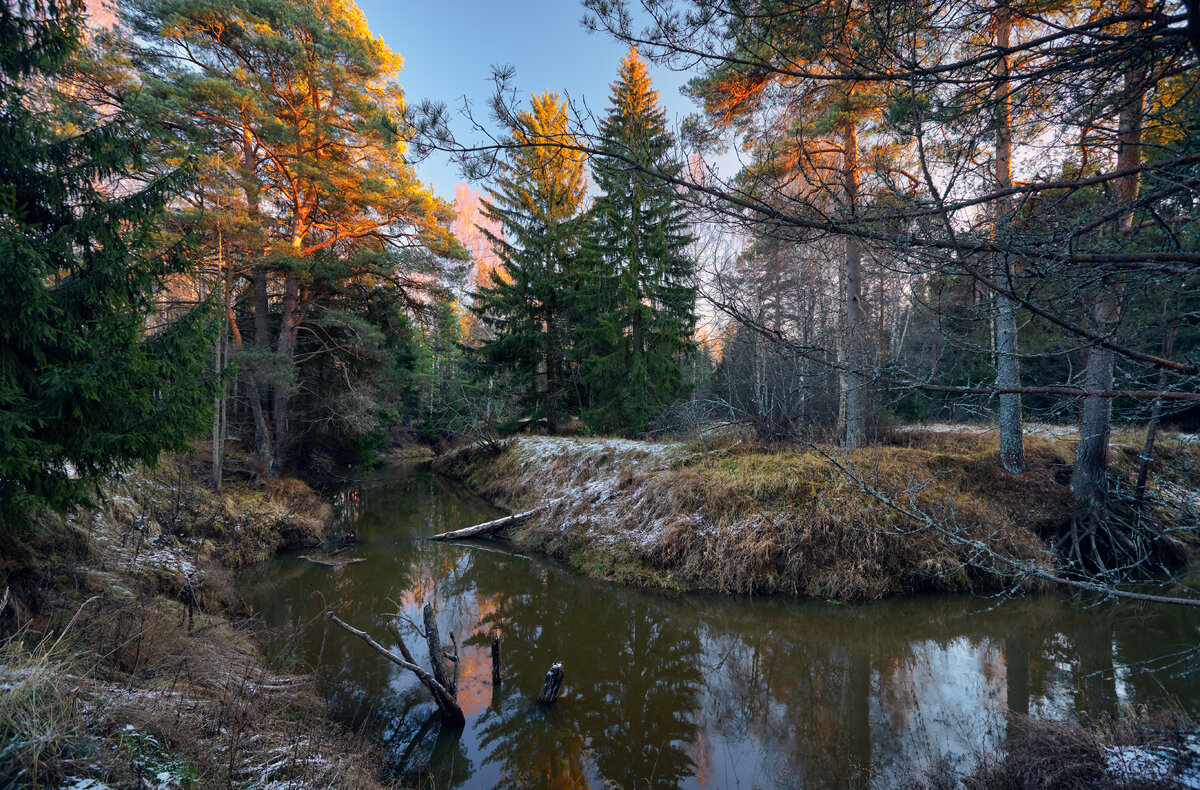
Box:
238 462 1200 789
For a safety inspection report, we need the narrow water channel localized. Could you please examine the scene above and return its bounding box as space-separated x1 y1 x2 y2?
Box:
238 462 1200 789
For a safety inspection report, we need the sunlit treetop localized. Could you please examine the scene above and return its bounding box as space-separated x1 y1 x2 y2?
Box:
494 91 588 232
97 0 461 272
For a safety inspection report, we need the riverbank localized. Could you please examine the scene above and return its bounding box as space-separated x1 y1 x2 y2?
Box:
434 428 1199 600
0 452 391 789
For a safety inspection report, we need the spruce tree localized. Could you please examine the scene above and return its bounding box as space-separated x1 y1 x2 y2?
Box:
471 92 588 433
0 0 214 524
579 48 696 434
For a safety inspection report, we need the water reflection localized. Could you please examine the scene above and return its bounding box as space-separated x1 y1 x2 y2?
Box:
239 463 1200 789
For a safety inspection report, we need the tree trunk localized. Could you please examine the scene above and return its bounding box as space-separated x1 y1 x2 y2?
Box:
241 129 274 470
271 274 302 475
428 507 543 541
326 612 465 727
1134 321 1175 509
1070 0 1146 556
211 244 229 491
993 7 1026 474
842 120 867 449
423 602 455 697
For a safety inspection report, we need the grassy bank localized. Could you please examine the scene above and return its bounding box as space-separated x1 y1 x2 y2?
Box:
0 452 390 789
436 429 1199 600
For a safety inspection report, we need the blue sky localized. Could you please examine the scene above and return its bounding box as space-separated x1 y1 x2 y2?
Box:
356 0 698 199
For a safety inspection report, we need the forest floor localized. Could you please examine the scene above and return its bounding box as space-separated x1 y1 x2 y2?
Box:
0 450 391 790
435 426 1200 600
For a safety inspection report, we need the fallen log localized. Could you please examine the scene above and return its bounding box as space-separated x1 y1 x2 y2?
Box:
428 508 542 542
300 554 366 567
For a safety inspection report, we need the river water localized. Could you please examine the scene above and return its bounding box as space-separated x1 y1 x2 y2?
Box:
239 462 1200 789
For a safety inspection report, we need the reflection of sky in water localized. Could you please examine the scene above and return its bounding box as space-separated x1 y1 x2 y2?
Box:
241 464 1200 789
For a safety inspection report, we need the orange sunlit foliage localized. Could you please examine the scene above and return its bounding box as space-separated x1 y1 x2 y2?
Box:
452 182 506 344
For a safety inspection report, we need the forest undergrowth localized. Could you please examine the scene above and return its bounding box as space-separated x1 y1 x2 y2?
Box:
0 450 389 790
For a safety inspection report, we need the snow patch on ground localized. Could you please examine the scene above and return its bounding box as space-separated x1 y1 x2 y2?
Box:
1157 482 1200 514
895 422 1078 438
61 779 113 790
514 435 679 467
897 422 1200 443
1104 735 1200 788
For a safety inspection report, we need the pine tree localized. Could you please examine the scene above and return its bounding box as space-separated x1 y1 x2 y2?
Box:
579 48 696 435
91 0 462 473
0 0 214 524
471 92 589 433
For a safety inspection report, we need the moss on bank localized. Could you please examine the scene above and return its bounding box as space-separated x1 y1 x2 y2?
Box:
0 451 391 789
436 429 1199 601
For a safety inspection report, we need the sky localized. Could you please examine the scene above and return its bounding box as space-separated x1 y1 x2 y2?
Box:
355 0 699 199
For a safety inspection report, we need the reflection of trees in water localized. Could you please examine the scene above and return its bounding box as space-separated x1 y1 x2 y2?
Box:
240 467 1200 789
475 691 592 789
676 595 1153 789
463 557 704 789
585 616 702 789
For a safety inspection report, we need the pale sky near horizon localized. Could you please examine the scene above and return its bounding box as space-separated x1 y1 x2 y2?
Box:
355 0 699 200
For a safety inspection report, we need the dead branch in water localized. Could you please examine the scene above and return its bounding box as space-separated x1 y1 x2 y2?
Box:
325 611 465 726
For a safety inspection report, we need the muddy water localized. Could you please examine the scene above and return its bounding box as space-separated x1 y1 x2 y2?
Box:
239 463 1200 789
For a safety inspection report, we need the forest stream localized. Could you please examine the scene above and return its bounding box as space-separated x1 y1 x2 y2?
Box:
239 462 1200 789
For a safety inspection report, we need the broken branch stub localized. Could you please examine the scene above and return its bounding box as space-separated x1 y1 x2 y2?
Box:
536 662 564 705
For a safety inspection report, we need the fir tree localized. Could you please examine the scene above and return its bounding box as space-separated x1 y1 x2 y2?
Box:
0 0 214 524
471 92 589 433
579 48 696 434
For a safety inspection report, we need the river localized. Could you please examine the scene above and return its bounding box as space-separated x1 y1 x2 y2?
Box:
238 462 1200 789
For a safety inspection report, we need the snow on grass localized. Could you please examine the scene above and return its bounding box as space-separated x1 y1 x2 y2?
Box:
894 422 1078 438
513 435 680 468
506 436 686 550
1157 481 1200 513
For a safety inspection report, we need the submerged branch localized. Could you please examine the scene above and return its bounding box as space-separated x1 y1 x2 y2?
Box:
325 611 466 726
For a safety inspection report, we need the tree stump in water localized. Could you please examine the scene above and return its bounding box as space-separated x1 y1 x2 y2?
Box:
423 602 456 695
536 662 564 704
491 635 502 685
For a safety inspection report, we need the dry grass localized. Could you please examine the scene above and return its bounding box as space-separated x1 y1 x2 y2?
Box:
441 430 1162 600
0 452 392 789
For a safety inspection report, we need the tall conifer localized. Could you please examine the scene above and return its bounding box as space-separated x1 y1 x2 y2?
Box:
579 48 696 434
471 93 588 432
0 0 214 523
